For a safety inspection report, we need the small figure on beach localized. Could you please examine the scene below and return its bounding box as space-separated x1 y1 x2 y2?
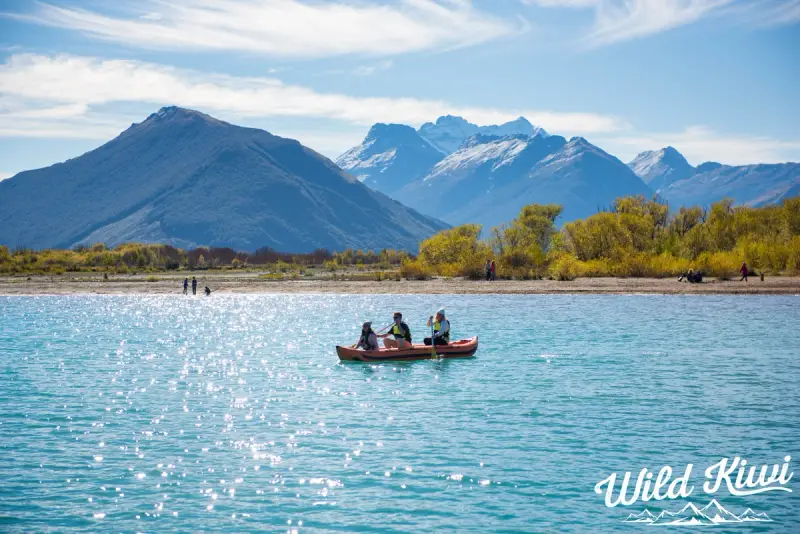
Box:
740 261 749 282
191 276 197 295
183 277 188 294
356 321 379 350
678 269 703 283
490 260 496 281
377 312 412 350
425 309 450 346
485 259 492 281
204 286 212 296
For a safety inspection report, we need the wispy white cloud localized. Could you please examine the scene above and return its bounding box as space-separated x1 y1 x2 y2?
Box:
352 60 394 77
601 125 800 165
3 54 797 165
721 0 800 27
0 53 627 138
589 0 731 46
527 0 800 46
526 0 732 46
7 0 523 58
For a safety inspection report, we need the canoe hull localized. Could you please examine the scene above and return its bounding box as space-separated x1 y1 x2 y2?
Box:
336 336 478 362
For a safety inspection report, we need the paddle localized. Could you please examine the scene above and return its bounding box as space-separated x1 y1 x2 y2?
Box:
430 314 438 359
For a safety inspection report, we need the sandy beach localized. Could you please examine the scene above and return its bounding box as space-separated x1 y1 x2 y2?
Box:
1 272 798 295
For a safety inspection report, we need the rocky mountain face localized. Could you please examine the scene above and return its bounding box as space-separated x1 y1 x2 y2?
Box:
417 115 546 154
395 135 653 229
627 146 695 191
0 107 448 252
335 123 444 196
658 162 800 208
628 147 800 207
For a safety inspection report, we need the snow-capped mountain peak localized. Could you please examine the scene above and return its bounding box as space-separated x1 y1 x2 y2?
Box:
425 134 534 180
417 115 545 155
628 145 695 190
335 122 444 194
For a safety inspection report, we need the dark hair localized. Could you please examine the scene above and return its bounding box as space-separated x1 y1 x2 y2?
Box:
393 312 402 318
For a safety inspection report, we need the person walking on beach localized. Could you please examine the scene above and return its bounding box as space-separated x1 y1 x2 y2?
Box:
490 260 496 281
740 261 749 282
183 277 188 295
191 276 197 295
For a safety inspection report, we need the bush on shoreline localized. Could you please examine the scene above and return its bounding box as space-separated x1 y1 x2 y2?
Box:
1 196 797 278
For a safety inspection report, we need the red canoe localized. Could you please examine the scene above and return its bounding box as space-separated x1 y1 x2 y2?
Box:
336 336 479 362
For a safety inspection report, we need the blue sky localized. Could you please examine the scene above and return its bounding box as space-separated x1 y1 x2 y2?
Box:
1 0 798 180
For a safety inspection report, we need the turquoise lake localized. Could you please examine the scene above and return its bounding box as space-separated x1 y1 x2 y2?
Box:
1 294 798 532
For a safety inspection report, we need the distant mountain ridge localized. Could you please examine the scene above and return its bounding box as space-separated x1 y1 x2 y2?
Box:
335 123 444 195
0 106 448 252
628 146 695 190
627 147 800 208
395 135 653 229
339 115 799 232
335 114 546 197
417 115 547 154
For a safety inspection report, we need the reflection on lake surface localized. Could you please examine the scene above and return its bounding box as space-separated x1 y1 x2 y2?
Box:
1 294 798 532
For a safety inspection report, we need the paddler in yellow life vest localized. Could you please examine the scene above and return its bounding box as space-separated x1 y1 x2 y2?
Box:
424 309 450 346
377 311 412 350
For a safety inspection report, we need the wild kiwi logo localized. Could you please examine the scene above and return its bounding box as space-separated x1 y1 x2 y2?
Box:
594 456 792 526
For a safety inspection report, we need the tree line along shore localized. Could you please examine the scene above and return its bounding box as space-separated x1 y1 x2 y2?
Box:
1 195 798 281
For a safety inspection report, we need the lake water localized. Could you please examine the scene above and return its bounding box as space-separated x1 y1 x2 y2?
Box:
1 294 798 532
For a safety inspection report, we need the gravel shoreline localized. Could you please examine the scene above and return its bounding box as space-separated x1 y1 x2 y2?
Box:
1 273 798 295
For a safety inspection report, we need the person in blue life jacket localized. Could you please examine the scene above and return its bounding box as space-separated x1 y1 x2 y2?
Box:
377 312 412 350
424 309 450 346
356 321 379 351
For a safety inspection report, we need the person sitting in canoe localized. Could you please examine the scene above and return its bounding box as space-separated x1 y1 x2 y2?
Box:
377 312 412 350
424 309 450 346
356 321 379 350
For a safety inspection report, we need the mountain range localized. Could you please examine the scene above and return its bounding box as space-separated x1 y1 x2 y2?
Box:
2 107 797 254
0 107 447 252
626 149 800 208
339 116 653 229
338 115 799 230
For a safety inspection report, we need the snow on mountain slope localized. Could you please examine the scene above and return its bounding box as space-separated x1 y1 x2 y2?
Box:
437 137 654 229
424 134 535 181
394 133 568 223
335 123 443 195
417 115 545 154
659 162 800 208
628 146 695 191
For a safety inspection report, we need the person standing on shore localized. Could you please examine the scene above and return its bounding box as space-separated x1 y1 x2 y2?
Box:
183 277 188 294
490 260 496 281
192 276 197 294
740 262 749 282
485 259 491 281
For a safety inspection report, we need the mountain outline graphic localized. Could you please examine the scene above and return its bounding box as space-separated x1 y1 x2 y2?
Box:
622 499 773 526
